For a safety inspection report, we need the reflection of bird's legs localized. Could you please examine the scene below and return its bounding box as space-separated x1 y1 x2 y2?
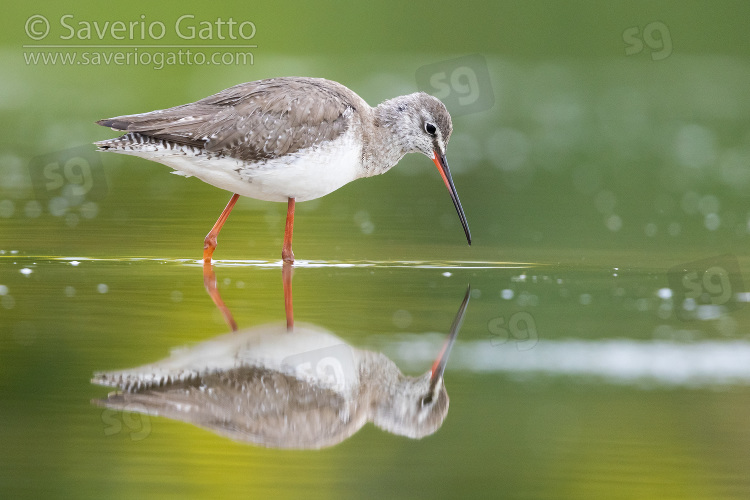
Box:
282 197 295 263
204 193 240 264
202 194 241 331
283 261 294 331
282 197 295 331
203 259 238 331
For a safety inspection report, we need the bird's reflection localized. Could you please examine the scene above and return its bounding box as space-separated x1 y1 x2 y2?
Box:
203 260 294 331
202 259 238 331
92 281 470 449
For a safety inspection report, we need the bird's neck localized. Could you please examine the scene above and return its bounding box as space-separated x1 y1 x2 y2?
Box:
359 103 409 178
359 351 402 388
359 351 426 406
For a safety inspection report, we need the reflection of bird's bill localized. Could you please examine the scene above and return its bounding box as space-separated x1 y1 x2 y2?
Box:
432 152 472 245
430 285 471 388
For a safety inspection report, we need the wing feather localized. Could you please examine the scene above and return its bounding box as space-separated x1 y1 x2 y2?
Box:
96 77 366 162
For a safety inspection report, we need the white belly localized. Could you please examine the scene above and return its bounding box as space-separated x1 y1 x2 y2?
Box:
120 128 364 202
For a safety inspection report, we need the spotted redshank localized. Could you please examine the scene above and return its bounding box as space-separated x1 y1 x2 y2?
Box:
91 286 470 448
95 77 471 262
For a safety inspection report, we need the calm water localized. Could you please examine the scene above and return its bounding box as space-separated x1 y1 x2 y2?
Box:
3 256 750 498
3 1 750 498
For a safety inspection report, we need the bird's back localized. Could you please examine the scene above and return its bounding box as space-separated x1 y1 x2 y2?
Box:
96 77 369 163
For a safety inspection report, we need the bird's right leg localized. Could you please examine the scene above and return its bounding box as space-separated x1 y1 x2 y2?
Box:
203 193 240 263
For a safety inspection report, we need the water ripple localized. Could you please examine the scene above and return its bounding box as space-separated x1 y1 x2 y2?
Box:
29 256 538 270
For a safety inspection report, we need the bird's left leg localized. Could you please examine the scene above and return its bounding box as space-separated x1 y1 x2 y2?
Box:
282 197 296 263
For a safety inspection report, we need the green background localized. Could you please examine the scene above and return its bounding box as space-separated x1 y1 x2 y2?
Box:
2 1 750 498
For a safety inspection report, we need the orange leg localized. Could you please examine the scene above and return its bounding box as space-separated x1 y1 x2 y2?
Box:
204 193 240 264
203 259 238 331
282 197 295 263
282 261 294 331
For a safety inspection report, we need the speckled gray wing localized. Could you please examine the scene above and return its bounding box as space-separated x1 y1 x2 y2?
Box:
96 77 363 162
92 366 366 449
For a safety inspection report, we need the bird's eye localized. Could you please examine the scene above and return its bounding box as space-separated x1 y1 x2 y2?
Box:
420 394 433 407
424 123 437 136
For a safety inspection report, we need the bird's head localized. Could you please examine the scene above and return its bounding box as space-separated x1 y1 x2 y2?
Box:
370 285 469 439
377 92 452 158
376 93 470 245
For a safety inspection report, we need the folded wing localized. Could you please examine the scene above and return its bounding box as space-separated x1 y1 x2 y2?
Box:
96 77 360 162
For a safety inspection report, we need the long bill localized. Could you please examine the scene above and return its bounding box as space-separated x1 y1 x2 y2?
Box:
430 285 471 388
432 152 472 245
